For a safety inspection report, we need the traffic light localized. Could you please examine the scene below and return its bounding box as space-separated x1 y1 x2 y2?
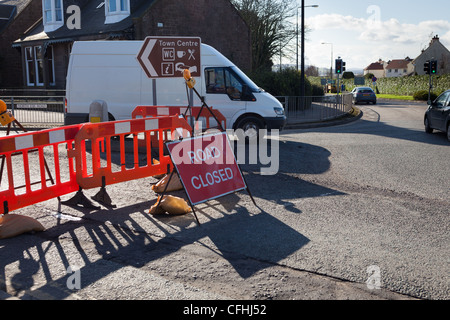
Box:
430 60 437 74
424 60 430 74
335 59 343 74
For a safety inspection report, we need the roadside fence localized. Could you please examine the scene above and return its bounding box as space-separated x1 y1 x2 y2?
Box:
0 90 65 128
277 93 353 124
1 91 353 129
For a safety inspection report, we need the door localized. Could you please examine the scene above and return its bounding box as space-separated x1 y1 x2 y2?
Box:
429 91 450 131
203 67 247 129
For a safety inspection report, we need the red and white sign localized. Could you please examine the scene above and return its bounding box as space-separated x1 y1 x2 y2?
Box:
137 36 201 78
166 132 246 205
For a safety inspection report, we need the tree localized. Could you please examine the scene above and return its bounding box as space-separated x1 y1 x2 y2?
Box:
342 71 355 79
232 0 297 71
305 65 319 77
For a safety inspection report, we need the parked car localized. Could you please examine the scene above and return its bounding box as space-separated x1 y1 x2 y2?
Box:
351 87 377 104
424 89 450 141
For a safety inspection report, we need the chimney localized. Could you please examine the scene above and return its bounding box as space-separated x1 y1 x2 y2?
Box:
430 35 439 46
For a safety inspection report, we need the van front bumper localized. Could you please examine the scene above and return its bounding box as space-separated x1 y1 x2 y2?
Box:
64 113 88 125
265 116 287 131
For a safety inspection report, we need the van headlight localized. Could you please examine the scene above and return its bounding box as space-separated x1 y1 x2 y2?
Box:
274 107 284 116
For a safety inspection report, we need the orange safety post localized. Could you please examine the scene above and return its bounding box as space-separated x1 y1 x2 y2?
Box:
0 125 83 215
132 106 227 132
69 115 191 190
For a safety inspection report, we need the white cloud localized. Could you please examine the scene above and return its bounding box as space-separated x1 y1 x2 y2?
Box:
308 14 450 44
305 14 450 68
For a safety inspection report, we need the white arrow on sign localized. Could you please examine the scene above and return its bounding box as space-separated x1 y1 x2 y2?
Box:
137 38 158 78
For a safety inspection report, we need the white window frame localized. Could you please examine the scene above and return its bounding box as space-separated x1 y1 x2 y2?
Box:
105 0 130 24
25 47 35 86
25 46 55 87
34 46 44 86
43 0 64 32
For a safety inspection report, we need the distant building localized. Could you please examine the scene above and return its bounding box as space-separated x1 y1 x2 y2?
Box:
1 0 251 90
364 60 385 78
413 35 450 76
385 58 414 78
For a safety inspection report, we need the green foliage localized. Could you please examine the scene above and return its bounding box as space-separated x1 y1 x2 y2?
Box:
413 90 438 101
250 68 313 96
308 74 450 97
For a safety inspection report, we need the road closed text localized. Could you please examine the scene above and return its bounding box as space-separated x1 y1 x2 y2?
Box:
191 167 234 190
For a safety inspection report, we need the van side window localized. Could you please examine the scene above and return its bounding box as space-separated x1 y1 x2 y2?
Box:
205 67 243 100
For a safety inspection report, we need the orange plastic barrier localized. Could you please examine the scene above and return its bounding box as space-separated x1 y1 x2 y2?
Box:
132 106 226 131
69 116 192 190
0 125 83 215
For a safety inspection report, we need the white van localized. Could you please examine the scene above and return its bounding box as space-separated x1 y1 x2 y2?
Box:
65 41 286 133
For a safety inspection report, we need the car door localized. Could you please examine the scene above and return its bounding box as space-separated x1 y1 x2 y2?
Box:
429 91 450 131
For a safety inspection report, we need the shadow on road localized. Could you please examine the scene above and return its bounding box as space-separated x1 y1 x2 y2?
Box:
0 134 343 298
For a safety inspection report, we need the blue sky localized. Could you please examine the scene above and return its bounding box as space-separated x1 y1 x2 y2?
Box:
296 0 450 70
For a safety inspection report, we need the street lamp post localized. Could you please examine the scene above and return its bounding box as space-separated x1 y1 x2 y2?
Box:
321 42 333 79
297 1 318 99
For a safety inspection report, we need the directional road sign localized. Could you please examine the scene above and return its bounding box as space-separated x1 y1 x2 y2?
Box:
137 36 201 79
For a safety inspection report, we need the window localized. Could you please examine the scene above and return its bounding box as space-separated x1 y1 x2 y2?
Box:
24 45 56 87
205 67 255 101
43 0 64 32
105 0 130 24
34 46 44 86
25 47 35 86
434 91 450 108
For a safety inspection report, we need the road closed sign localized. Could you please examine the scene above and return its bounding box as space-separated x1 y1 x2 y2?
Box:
166 132 246 205
137 36 201 78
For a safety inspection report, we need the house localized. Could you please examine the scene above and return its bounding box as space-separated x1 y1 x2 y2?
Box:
385 58 414 78
413 35 450 76
2 0 251 90
0 0 43 89
364 60 385 78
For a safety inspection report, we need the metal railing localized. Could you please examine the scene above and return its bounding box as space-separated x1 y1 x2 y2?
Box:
277 93 353 124
0 91 65 128
1 90 353 129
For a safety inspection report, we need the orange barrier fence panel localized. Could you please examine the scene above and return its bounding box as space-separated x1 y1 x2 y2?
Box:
70 116 192 190
132 106 226 131
0 125 83 215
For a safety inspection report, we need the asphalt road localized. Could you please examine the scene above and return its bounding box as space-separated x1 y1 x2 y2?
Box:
0 99 448 302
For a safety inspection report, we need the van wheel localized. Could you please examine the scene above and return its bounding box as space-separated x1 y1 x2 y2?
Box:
235 116 264 140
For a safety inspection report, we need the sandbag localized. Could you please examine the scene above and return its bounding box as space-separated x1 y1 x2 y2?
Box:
151 173 183 193
0 214 45 239
149 196 166 215
151 159 166 179
149 195 191 215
